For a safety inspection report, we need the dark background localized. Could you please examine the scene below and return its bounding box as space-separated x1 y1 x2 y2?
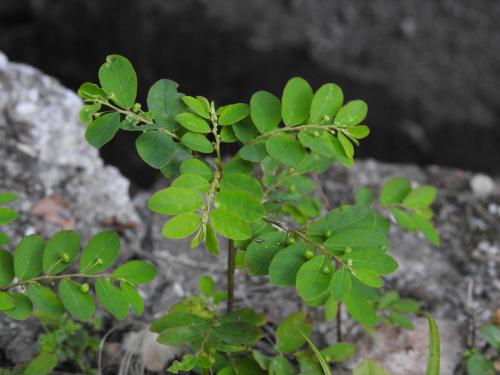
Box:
1 0 499 187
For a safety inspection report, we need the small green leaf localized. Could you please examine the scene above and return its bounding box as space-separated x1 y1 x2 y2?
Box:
425 313 440 375
171 174 210 194
330 268 352 300
147 79 186 130
121 282 144 316
343 286 377 326
300 332 332 375
136 130 177 169
403 185 438 209
233 118 259 143
148 187 203 215
2 292 32 320
296 256 333 305
24 351 58 375
215 189 265 223
199 275 215 297
85 112 121 149
352 269 383 288
379 177 412 205
218 103 250 125
181 132 214 153
180 159 214 181
413 213 440 246
0 249 14 287
388 310 414 329
58 280 95 321
269 356 295 375
480 325 500 350
275 312 313 353
250 91 281 133
355 187 374 206
205 224 219 255
112 260 157 284
324 228 390 254
310 83 344 123
222 157 253 175
175 113 211 133
282 77 313 126
162 213 202 239
298 130 336 157
43 230 80 275
245 231 287 275
210 208 251 240
324 296 339 322
334 100 368 127
269 242 308 286
266 134 306 167
0 291 15 310
14 235 44 281
220 126 238 142
321 343 356 362
391 298 421 313
79 231 120 274
391 208 418 231
338 132 354 159
0 192 17 205
239 143 268 162
220 173 263 198
347 250 398 275
466 353 495 375
353 360 391 375
348 125 370 139
0 232 10 245
99 54 137 109
95 279 129 320
182 96 210 119
26 284 64 317
0 207 19 225
78 82 106 100
154 312 211 345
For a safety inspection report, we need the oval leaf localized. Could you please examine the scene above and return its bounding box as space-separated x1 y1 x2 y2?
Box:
112 260 157 284
148 187 203 215
98 54 137 109
95 279 129 320
79 231 120 274
43 230 80 275
136 130 177 169
282 77 313 126
59 280 95 321
250 91 281 133
14 235 44 281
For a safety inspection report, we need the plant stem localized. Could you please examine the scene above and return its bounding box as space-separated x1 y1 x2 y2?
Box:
1 273 114 292
336 302 343 342
226 239 236 313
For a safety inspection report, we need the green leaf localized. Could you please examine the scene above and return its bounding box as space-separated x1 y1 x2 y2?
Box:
220 126 238 142
159 144 191 178
266 134 306 167
282 77 313 126
269 356 295 375
275 312 313 353
120 281 144 316
348 125 370 139
175 113 211 133
245 231 287 275
95 279 129 320
43 230 80 275
14 235 44 281
330 268 352 300
112 260 157 284
0 192 17 205
205 224 219 255
210 208 251 240
85 112 121 149
324 296 339 322
269 242 308 286
480 325 500 350
0 248 14 287
425 313 440 375
324 229 390 255
154 312 210 345
0 291 15 310
252 350 271 370
182 96 210 119
391 208 418 231
2 292 32 320
24 351 58 375
298 130 336 157
330 137 353 168
171 173 210 194
337 132 354 159
0 232 10 245
181 132 214 153
250 91 281 133
352 269 383 288
58 280 95 321
79 231 120 274
220 173 263 198
222 157 253 175
135 130 177 169
78 82 107 100
218 103 250 125
215 189 265 223
80 103 101 126
321 343 356 362
310 83 344 123
466 353 495 375
353 360 391 375
391 298 420 313
98 54 137 109
334 100 368 127
347 250 398 275
300 332 332 375
378 291 400 309
180 159 214 181
148 187 203 215
296 256 333 305
403 185 437 209
413 213 440 246
355 187 374 206
209 321 263 350
388 310 414 329
220 307 266 326
0 207 19 225
26 284 64 317
343 283 377 326
233 118 259 143
239 143 268 162
162 213 202 239
199 275 215 297
379 177 412 205
147 79 186 130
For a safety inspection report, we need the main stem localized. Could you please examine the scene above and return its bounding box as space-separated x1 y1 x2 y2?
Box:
226 239 236 313
336 302 343 342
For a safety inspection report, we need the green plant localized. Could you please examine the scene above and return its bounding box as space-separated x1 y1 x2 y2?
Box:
0 193 157 373
463 324 500 375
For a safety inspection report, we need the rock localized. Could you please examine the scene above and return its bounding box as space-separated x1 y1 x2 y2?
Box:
0 51 142 364
470 174 496 198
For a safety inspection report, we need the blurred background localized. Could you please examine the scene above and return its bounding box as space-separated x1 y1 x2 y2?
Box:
1 0 499 188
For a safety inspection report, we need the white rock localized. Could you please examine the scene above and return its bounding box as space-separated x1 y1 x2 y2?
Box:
470 173 495 197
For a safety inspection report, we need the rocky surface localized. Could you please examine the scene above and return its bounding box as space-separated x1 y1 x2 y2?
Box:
0 51 499 373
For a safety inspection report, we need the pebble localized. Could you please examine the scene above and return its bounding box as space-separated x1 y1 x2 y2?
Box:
470 174 495 197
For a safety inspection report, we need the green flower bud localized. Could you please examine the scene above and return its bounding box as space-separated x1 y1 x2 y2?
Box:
313 131 320 138
322 266 331 274
132 103 141 113
61 252 70 263
303 250 314 260
80 283 90 293
95 258 104 265
325 229 333 238
286 236 296 245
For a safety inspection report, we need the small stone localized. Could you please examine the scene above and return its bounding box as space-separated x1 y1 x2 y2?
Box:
470 174 495 198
